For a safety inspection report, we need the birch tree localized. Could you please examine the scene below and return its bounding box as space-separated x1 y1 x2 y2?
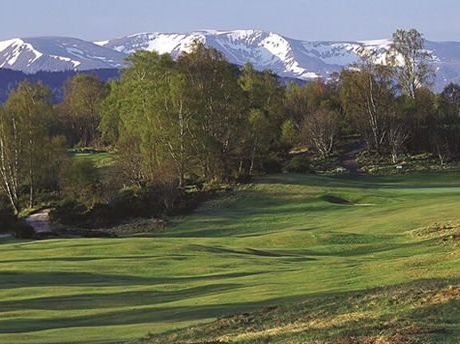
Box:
112 51 196 186
178 42 245 181
340 61 395 154
0 80 56 212
388 29 435 98
0 105 21 213
301 108 340 158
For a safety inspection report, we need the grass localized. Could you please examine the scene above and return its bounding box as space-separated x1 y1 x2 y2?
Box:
71 150 116 169
140 279 460 344
0 173 459 343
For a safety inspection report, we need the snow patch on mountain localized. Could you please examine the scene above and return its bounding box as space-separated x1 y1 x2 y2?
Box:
51 55 81 68
99 32 203 57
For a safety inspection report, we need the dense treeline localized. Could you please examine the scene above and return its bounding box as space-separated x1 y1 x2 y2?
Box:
1 29 459 229
100 45 287 187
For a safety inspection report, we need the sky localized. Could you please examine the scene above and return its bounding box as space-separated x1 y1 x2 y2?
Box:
1 0 459 42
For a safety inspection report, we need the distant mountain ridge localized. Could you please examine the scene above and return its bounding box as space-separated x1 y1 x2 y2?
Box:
1 30 460 91
0 37 125 73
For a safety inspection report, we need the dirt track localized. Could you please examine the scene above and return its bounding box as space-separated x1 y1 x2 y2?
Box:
339 144 368 176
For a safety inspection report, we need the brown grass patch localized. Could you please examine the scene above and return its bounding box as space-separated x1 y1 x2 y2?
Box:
222 311 374 343
409 221 460 244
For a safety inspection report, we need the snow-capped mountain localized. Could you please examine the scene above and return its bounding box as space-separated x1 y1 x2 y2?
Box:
99 30 460 89
1 30 460 90
0 37 125 73
97 30 379 80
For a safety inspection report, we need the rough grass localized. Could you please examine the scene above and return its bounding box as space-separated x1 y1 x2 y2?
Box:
0 173 459 344
140 280 460 344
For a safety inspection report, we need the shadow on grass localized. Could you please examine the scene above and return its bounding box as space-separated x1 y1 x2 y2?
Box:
0 293 307 334
320 194 353 205
0 255 179 264
186 244 317 260
0 270 262 290
160 200 348 238
186 239 420 260
0 283 244 313
1 277 458 342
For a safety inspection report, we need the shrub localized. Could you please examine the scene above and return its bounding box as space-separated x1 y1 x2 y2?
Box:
232 172 252 184
202 178 223 192
286 155 313 173
168 189 210 216
81 230 116 238
11 222 35 239
260 157 283 174
50 198 86 226
60 158 102 208
52 181 214 229
34 231 60 239
0 206 15 233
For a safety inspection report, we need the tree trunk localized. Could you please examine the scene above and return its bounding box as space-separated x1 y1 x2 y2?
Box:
249 137 258 176
0 127 20 214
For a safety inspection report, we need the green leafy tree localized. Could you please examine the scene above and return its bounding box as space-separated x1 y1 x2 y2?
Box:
60 158 101 208
99 79 122 146
432 83 460 162
284 82 310 130
57 74 108 147
110 51 198 186
280 119 297 147
0 80 61 212
396 87 436 154
178 42 246 181
238 63 285 175
117 51 176 184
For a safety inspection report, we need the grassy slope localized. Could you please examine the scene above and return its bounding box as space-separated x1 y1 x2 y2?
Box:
0 174 459 344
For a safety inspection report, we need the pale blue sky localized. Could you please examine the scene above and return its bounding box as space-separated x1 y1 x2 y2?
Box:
1 0 459 42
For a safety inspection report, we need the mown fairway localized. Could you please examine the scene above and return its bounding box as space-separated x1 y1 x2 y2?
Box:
0 173 459 343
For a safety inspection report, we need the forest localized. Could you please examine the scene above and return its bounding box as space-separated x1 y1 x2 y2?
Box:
0 29 459 232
